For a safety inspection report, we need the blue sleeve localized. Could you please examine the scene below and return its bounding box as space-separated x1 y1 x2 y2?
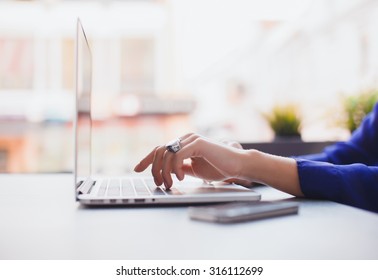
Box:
295 103 378 212
297 159 378 212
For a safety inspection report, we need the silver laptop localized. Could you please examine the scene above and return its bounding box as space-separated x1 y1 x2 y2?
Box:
74 18 261 206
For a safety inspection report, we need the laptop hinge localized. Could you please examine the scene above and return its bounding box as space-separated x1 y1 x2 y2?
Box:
77 178 95 195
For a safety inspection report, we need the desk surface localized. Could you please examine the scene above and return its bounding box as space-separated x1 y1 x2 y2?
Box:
1 174 377 260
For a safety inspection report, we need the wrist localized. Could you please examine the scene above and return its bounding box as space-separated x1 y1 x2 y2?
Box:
240 149 303 196
238 149 262 183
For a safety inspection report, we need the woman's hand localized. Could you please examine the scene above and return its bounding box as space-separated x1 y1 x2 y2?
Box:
134 132 303 197
134 133 251 189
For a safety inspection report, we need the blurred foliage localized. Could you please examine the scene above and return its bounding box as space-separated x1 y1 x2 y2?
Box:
264 104 301 137
343 89 378 132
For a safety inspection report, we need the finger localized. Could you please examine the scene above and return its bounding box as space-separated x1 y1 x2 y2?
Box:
172 157 186 181
170 135 201 179
134 146 159 172
169 134 199 181
162 150 175 189
175 133 198 150
175 137 204 161
222 139 243 149
178 132 198 142
224 178 254 187
178 163 193 178
169 140 203 181
151 146 166 186
176 137 239 179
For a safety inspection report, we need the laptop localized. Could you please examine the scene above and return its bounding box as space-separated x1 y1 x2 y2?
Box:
74 18 261 206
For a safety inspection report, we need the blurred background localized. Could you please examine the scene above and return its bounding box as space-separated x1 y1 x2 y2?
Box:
1 0 378 174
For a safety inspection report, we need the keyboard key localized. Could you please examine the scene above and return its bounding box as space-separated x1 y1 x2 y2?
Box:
97 180 108 197
122 179 136 196
107 179 121 197
145 179 160 191
151 188 166 195
165 187 182 195
133 178 151 196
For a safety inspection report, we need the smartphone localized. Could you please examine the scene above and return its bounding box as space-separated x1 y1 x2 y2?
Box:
188 201 299 223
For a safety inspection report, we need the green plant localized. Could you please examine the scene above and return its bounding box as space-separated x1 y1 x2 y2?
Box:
343 89 378 132
264 104 301 137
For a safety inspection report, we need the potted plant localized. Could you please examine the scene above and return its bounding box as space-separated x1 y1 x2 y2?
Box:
264 104 302 141
342 89 378 132
242 103 333 157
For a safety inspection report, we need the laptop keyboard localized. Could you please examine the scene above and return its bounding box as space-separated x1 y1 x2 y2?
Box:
96 178 180 197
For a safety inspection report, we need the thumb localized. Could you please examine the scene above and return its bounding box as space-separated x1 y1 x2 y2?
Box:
224 178 254 188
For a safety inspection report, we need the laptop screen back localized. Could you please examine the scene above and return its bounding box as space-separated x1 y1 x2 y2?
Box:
74 19 92 190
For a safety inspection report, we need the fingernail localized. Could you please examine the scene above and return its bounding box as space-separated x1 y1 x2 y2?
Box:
154 178 161 186
134 162 141 170
163 181 171 190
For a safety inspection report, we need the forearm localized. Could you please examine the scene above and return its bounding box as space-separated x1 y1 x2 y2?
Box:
239 149 304 197
296 159 378 212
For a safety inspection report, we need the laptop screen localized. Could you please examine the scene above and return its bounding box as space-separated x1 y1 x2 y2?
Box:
74 19 92 190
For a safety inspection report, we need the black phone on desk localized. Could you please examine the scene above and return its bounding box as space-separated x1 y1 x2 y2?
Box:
188 201 299 223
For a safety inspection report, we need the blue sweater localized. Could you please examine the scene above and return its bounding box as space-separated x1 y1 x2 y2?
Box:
296 103 378 212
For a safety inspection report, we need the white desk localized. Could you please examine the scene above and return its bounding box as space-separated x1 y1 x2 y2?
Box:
1 174 377 260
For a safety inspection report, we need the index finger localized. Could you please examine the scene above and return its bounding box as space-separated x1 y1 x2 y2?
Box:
134 146 159 172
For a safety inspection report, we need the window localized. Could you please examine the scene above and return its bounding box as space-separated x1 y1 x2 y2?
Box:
0 38 34 89
120 38 155 95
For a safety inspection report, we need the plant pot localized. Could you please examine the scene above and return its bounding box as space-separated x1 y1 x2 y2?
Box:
273 135 302 143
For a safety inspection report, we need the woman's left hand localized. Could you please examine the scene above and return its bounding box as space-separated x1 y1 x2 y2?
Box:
134 133 252 189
